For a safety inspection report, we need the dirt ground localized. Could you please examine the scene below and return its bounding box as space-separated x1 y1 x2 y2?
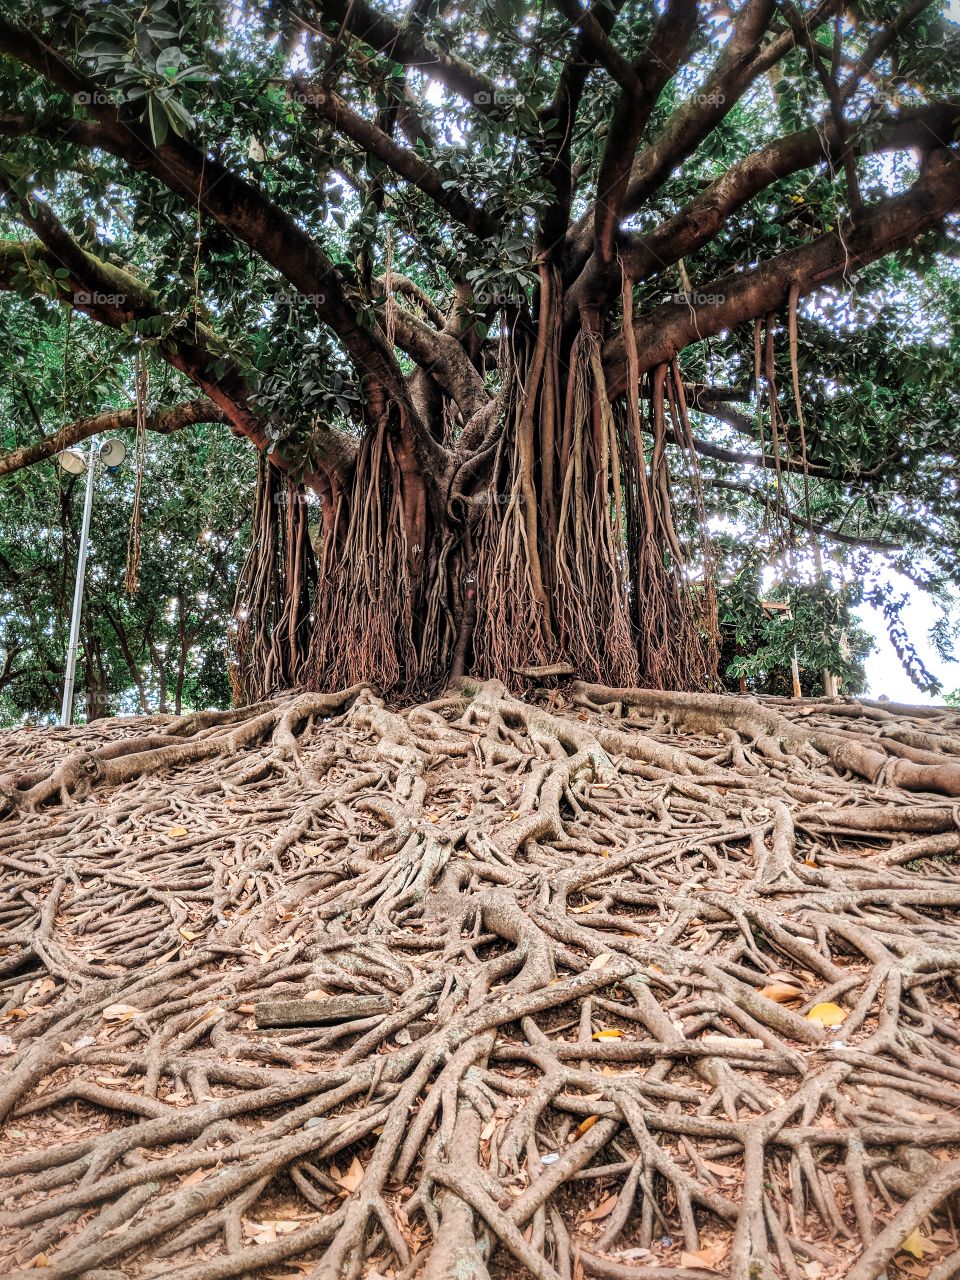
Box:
0 680 959 1280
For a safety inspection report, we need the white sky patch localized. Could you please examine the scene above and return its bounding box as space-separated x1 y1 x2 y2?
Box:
855 575 959 703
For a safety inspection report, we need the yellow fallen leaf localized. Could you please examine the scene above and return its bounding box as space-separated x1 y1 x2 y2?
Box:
102 1003 141 1023
181 1168 212 1186
178 926 200 941
759 981 805 1004
900 1229 927 1260
591 1029 623 1040
806 1002 846 1028
575 1114 599 1136
26 1253 50 1268
589 953 612 970
167 826 189 838
581 1193 618 1223
336 1155 364 1194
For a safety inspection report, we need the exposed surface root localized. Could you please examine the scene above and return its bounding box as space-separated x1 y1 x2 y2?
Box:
1 685 960 1278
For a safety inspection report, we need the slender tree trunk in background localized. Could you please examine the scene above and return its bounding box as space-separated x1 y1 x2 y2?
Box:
174 593 189 716
149 641 168 714
102 603 149 714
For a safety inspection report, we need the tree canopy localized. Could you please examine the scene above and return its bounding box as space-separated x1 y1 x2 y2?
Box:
0 0 958 713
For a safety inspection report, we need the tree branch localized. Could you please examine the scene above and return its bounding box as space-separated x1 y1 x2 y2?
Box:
292 79 496 238
0 401 229 479
0 20 417 417
565 0 842 272
604 147 960 393
295 0 497 108
617 103 960 284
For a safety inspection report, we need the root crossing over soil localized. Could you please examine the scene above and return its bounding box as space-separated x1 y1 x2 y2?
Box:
0 682 960 1278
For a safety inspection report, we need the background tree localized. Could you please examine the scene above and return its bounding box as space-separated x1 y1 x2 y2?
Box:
0 291 253 721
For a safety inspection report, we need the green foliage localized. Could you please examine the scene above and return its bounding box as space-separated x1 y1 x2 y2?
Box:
0 297 254 723
714 541 874 696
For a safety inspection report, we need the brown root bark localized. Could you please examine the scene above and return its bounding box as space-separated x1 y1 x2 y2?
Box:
1 684 960 1278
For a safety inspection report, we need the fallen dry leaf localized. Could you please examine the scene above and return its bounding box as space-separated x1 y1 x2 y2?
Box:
589 953 613 970
680 1242 727 1271
759 981 805 1004
575 1114 599 1136
900 1229 928 1260
167 825 189 838
102 1003 142 1023
591 1028 623 1040
581 1193 618 1223
336 1155 364 1194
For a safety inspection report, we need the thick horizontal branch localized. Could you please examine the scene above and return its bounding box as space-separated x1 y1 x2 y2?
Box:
0 238 357 493
620 103 960 283
0 400 228 479
604 148 960 393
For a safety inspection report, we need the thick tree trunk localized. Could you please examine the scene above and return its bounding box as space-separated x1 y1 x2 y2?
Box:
232 312 719 703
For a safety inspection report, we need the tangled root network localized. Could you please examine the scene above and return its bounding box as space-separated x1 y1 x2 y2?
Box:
2 680 960 1280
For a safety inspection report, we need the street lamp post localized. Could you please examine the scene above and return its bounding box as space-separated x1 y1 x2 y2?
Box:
57 437 127 727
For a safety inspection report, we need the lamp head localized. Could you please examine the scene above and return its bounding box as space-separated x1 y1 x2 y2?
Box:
99 439 127 467
57 449 87 476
